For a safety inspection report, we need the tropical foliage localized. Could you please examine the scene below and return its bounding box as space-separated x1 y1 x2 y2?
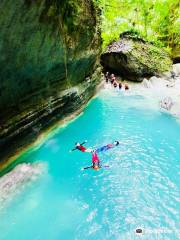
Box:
93 0 180 52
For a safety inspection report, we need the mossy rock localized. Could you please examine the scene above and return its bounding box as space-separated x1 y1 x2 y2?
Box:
101 34 172 81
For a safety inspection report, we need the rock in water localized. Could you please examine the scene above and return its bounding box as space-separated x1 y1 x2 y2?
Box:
101 32 172 81
0 0 101 160
160 97 173 111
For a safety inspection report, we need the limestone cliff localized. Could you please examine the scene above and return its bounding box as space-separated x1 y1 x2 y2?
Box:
172 44 180 64
0 0 101 160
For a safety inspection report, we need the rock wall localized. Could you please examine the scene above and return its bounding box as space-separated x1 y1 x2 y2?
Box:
0 0 101 160
172 44 180 64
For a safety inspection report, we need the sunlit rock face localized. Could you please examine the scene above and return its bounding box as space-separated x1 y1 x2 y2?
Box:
0 0 101 159
101 32 172 81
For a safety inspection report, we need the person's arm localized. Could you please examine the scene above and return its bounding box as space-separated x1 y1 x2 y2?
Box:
83 166 93 170
80 140 87 145
71 147 77 152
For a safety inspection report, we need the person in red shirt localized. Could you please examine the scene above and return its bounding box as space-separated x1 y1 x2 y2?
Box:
82 151 101 170
92 151 100 169
71 141 92 153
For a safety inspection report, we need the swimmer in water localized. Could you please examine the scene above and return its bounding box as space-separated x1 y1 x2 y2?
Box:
82 151 102 170
95 141 120 153
92 151 100 170
71 141 92 153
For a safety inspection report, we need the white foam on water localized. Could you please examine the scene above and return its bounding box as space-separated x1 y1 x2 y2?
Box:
0 162 46 209
86 208 97 222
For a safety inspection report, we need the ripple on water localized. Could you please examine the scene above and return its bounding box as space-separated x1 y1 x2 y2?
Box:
0 88 179 240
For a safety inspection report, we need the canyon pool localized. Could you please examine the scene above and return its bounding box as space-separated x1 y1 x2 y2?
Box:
0 87 179 240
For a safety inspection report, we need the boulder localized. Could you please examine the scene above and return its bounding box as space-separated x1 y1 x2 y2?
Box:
101 33 172 81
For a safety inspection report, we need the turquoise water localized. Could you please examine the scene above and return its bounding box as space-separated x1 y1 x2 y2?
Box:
0 89 180 240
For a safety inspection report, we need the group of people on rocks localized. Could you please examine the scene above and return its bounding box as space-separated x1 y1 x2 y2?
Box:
105 72 129 90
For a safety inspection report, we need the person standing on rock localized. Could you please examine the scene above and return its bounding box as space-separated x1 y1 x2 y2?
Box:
105 72 109 83
171 71 176 79
119 83 122 90
113 81 118 88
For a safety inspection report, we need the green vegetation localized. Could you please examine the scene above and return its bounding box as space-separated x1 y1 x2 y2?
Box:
93 0 180 52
